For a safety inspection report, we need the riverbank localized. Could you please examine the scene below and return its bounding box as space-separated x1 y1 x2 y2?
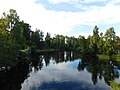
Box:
98 54 120 61
36 49 60 53
110 81 120 90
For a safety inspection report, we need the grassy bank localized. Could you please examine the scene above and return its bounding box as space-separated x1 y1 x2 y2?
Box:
110 81 120 90
36 49 60 53
98 54 120 61
98 54 110 60
113 54 120 61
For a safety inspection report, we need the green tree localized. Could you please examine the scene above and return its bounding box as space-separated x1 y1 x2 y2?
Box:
98 32 104 54
31 30 40 48
50 35 65 50
66 36 77 50
77 35 86 53
31 29 44 49
11 21 26 49
115 36 120 53
2 9 30 50
59 35 65 50
89 26 100 54
23 22 31 41
56 35 60 49
51 37 57 49
3 9 20 31
104 27 116 55
39 30 44 49
52 35 60 49
0 16 19 59
45 32 51 49
0 18 9 54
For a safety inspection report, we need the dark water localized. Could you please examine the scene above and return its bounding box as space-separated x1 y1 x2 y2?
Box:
0 52 120 90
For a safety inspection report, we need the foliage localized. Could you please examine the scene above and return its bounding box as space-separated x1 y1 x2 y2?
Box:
98 32 104 54
66 36 77 50
77 35 89 53
103 27 116 55
45 32 51 49
89 26 99 54
110 81 120 90
1 9 120 66
98 54 110 60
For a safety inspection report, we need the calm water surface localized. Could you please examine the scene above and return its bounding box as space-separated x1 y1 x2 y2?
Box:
0 52 120 90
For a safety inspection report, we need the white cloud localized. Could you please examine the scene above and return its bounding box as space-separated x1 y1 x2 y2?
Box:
21 60 93 90
0 0 120 37
111 0 120 4
48 0 109 4
48 0 70 4
80 0 108 3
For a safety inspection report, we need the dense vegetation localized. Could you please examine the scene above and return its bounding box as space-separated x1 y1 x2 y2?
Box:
0 9 120 89
0 9 120 60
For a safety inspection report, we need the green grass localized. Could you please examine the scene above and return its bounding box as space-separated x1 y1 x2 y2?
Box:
98 54 120 61
110 81 120 90
113 54 120 61
98 54 110 60
36 49 59 53
20 48 30 52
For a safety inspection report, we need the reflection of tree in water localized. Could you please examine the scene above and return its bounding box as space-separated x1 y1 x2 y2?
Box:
0 53 45 90
30 54 43 72
28 51 78 73
30 51 77 71
44 53 51 66
77 54 120 85
0 52 79 90
0 52 119 90
0 58 30 90
42 51 77 65
51 52 64 63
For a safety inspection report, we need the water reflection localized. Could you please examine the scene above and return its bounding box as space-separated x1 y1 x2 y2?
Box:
0 58 29 90
0 52 120 90
78 54 120 85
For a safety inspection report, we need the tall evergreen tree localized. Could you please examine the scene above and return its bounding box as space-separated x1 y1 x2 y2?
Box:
89 26 99 54
104 27 116 55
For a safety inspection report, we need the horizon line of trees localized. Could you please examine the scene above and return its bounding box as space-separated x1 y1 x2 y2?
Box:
0 9 120 59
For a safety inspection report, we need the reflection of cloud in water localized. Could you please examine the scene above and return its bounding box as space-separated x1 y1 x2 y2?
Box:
21 60 110 90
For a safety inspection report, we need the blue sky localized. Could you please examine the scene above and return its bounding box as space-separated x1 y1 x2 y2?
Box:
0 0 120 37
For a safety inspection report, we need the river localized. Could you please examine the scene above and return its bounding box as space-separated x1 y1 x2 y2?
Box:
0 51 120 90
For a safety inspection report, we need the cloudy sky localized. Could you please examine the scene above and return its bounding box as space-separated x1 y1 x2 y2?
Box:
0 0 120 37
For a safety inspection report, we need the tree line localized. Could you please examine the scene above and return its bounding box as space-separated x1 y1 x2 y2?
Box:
0 9 120 58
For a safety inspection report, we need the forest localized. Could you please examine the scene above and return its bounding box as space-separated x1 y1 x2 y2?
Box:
0 9 120 60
